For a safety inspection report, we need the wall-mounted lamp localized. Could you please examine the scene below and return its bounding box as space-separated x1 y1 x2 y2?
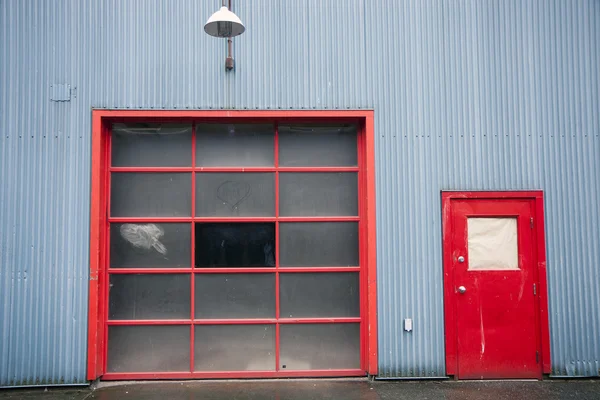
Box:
204 0 245 71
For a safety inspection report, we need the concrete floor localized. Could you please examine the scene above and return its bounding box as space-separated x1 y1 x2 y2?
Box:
1 380 599 400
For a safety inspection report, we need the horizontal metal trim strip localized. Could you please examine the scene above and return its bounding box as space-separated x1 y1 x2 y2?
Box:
277 217 360 221
106 318 362 325
375 377 449 380
107 217 359 222
108 268 195 274
108 267 360 274
109 167 359 172
95 110 372 118
276 267 361 272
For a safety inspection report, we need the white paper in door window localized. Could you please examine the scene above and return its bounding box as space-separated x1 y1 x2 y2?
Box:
467 218 519 270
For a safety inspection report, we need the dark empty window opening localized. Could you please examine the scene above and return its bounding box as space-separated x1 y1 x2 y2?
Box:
195 223 275 268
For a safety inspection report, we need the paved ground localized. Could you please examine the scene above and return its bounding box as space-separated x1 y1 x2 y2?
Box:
0 379 599 400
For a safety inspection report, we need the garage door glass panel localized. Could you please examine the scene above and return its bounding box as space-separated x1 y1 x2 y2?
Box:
107 326 190 372
279 324 360 370
112 123 192 167
195 274 275 319
110 223 191 268
196 123 274 166
195 223 275 268
196 173 275 217
111 173 191 217
194 325 275 371
468 217 519 270
280 273 359 318
279 173 358 216
280 222 358 267
278 124 357 166
109 274 190 320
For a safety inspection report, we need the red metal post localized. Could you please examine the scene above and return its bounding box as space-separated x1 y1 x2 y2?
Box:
534 193 551 374
190 124 196 372
274 122 281 371
102 129 113 375
364 112 378 375
87 112 103 380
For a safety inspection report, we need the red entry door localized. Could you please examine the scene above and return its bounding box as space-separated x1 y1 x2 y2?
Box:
451 199 541 379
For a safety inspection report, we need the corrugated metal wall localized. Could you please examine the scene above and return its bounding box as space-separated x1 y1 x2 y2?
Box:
369 0 600 378
0 0 598 385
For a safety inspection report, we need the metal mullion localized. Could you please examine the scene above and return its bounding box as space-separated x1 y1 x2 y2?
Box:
190 124 196 372
277 267 361 273
194 167 276 172
108 217 192 223
357 122 366 371
191 217 277 223
275 305 280 372
103 131 112 374
277 216 359 222
107 320 192 326
194 267 276 274
193 319 276 325
189 252 195 375
278 318 361 324
106 134 112 218
274 120 279 169
277 167 359 172
109 167 193 172
274 121 280 372
108 268 192 274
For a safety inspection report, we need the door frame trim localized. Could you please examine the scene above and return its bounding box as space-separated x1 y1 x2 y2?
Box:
87 110 377 380
441 191 550 377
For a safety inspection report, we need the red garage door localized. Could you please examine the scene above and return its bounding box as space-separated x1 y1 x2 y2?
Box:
95 119 372 380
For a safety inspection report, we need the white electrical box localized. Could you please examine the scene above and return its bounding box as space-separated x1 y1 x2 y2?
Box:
404 318 413 332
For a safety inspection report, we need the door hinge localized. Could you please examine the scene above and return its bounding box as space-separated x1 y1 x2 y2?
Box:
533 283 537 296
536 351 539 363
530 217 534 228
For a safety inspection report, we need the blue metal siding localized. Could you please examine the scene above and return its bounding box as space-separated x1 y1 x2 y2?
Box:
368 0 600 378
0 0 598 385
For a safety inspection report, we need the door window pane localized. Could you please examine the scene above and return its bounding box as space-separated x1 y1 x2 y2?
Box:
111 173 191 217
279 324 360 370
280 222 358 267
196 173 275 217
195 223 275 267
112 123 192 167
468 218 519 270
110 223 191 268
279 173 358 216
278 124 357 166
195 274 275 319
196 123 274 166
280 273 359 318
194 325 275 371
109 274 190 320
107 325 190 372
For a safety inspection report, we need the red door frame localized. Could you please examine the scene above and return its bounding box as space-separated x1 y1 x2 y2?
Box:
442 191 551 378
87 110 377 380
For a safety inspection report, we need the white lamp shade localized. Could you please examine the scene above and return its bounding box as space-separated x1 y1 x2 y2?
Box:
204 6 245 38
